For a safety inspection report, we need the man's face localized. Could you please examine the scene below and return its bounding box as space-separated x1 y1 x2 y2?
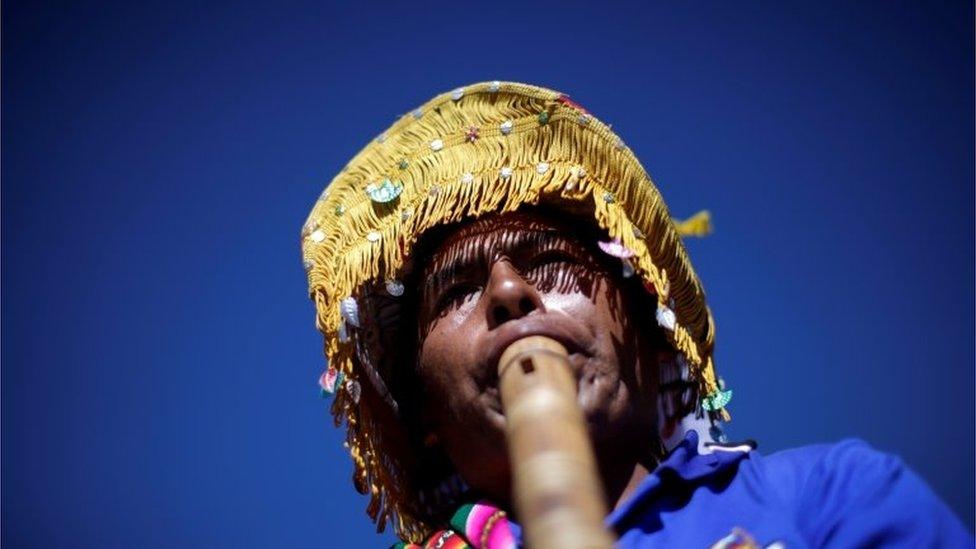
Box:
415 210 663 505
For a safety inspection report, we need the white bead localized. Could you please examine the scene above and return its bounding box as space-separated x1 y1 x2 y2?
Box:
386 280 405 296
376 133 387 143
340 297 360 328
366 231 381 242
500 167 513 179
461 172 474 184
536 162 549 175
310 230 326 243
412 108 423 119
656 304 676 331
451 87 464 101
488 81 501 92
430 139 443 151
500 120 513 135
578 114 591 125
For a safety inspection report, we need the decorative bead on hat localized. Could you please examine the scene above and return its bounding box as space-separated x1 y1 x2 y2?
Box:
299 81 724 542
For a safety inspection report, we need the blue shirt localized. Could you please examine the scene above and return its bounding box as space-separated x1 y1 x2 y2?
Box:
602 431 972 548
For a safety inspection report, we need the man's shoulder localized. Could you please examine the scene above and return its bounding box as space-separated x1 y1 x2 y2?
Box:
742 438 907 503
739 438 972 546
617 436 972 547
757 437 900 477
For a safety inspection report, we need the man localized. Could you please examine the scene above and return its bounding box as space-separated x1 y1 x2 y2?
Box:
300 82 970 547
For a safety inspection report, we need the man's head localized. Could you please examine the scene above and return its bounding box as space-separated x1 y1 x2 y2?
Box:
299 81 726 540
410 209 669 508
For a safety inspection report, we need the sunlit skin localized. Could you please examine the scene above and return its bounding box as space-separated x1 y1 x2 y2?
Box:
413 210 673 517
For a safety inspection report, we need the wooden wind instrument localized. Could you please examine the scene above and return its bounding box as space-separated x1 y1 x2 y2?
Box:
497 336 615 548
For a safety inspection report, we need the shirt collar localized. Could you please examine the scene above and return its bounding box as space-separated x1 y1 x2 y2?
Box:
605 430 755 530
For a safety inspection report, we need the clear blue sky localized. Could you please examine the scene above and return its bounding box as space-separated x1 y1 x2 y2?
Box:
3 1 972 546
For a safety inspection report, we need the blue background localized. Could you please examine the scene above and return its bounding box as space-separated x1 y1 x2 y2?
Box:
3 1 973 546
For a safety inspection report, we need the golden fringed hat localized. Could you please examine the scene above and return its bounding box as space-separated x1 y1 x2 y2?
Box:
299 81 731 541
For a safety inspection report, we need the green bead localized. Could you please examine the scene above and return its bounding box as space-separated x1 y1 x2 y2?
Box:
538 111 550 125
398 159 409 170
334 204 345 216
702 389 733 412
366 179 403 203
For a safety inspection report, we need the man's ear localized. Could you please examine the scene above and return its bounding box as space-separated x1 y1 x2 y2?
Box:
628 279 668 399
418 387 440 441
407 348 439 443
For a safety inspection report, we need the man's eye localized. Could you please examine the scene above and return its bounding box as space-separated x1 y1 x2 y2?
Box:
524 251 590 292
435 284 481 311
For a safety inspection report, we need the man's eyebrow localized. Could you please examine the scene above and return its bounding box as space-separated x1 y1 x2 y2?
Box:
425 227 574 289
511 229 575 254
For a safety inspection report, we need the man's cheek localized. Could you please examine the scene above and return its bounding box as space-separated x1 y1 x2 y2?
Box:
542 291 588 313
424 342 473 392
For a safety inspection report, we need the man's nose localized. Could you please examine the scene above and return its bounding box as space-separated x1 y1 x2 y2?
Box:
484 260 545 329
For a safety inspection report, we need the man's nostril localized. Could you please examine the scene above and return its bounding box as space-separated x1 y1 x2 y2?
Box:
494 306 511 323
519 297 535 314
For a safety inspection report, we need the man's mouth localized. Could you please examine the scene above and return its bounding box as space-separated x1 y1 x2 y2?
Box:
479 316 593 420
484 351 590 413
480 316 590 382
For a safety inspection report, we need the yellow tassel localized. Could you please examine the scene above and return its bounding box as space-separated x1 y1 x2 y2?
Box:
674 209 712 237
